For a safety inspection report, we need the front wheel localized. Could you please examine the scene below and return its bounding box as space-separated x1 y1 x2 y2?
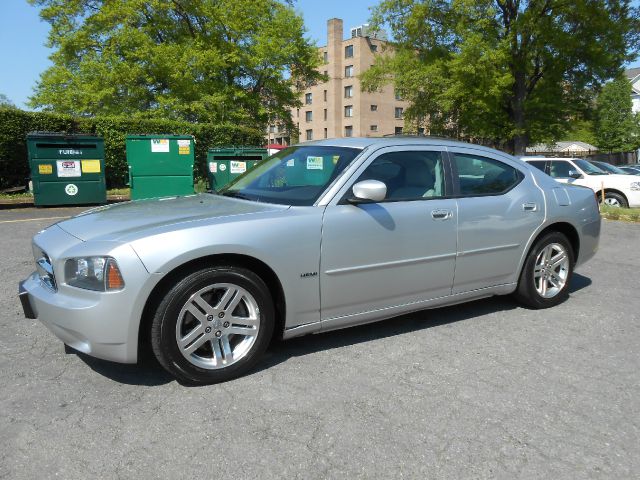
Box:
514 232 574 309
150 266 275 385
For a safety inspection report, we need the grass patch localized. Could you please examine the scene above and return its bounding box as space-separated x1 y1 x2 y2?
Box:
0 191 33 200
600 204 640 222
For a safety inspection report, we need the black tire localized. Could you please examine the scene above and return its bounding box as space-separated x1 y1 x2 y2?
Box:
514 232 574 309
150 266 275 385
601 191 628 208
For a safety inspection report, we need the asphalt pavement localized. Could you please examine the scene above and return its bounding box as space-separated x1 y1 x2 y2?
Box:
1 207 638 479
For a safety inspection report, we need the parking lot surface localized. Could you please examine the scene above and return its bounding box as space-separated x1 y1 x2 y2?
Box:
1 207 639 479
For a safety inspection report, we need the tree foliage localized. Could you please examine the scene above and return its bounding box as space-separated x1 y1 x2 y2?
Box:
28 0 321 131
594 75 639 152
362 0 640 154
0 94 15 108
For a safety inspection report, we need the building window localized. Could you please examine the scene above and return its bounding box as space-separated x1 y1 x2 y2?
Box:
305 93 312 105
345 65 354 77
345 126 353 137
418 127 425 135
296 109 299 117
306 129 313 141
269 125 275 133
324 109 327 120
344 86 353 98
324 128 328 138
395 90 403 100
323 90 327 101
344 105 353 117
394 107 404 119
395 126 403 135
371 44 378 53
345 45 353 58
305 111 312 122
370 104 378 112
323 70 328 77
323 51 328 63
370 125 378 132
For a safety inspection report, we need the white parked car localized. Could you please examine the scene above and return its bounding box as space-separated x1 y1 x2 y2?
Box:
523 157 640 207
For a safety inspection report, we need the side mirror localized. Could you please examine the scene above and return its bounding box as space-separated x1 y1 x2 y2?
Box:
348 180 387 204
568 170 583 179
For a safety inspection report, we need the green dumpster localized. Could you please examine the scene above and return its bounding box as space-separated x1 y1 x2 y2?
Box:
126 135 195 200
27 132 107 206
207 147 268 191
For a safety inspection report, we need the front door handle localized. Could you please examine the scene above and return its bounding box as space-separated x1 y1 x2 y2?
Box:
522 202 538 212
431 209 452 220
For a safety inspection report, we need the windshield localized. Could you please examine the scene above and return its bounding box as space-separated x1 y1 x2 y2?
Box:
590 161 629 175
573 159 607 175
218 145 361 205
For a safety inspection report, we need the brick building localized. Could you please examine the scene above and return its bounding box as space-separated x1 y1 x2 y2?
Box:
270 18 409 145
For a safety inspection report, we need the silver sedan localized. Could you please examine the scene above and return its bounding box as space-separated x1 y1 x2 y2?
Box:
19 138 601 384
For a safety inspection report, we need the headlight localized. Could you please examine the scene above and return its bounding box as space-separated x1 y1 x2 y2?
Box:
630 182 640 191
64 256 125 291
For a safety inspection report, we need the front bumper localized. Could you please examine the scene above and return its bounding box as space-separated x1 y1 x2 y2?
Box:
18 225 158 364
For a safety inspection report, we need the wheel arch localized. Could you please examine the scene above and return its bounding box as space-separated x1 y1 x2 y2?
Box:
526 221 580 267
601 188 628 204
137 253 286 356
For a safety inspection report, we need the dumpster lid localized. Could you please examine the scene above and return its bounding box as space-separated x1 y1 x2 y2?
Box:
207 146 267 153
126 134 194 140
27 131 103 141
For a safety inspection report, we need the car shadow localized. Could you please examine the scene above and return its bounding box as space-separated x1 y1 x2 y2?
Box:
72 273 592 386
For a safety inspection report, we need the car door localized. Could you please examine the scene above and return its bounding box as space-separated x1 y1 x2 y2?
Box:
449 148 545 294
320 146 457 323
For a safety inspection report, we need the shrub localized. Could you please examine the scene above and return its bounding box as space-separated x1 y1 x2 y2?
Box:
0 108 264 189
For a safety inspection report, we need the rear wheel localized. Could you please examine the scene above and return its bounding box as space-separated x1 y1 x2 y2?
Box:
514 232 574 309
601 191 628 208
151 266 274 384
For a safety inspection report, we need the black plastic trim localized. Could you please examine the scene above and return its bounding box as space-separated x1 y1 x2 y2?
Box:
18 281 37 319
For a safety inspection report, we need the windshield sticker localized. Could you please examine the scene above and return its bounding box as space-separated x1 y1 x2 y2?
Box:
81 160 101 173
230 161 246 174
307 156 323 170
286 158 295 167
38 164 53 174
209 162 217 173
56 160 81 177
151 139 170 152
332 155 340 165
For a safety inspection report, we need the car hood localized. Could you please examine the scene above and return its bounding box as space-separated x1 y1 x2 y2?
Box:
55 194 288 242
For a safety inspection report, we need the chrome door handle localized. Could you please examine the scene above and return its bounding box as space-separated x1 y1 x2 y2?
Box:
522 202 538 212
431 209 452 220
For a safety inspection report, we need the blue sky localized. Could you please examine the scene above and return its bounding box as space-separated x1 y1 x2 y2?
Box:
0 0 638 109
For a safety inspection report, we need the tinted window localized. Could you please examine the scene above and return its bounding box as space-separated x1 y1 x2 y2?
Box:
549 161 572 178
355 151 445 201
453 153 522 196
528 160 546 172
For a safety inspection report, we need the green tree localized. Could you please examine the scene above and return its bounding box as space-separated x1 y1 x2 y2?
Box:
594 75 639 152
362 0 639 154
0 94 15 108
28 0 321 131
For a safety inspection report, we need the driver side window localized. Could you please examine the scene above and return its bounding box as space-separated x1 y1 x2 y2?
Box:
354 150 446 201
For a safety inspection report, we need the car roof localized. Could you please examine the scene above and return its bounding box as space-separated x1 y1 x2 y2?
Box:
521 156 583 161
297 136 512 158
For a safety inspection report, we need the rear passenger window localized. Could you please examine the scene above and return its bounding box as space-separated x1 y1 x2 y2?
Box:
453 153 522 196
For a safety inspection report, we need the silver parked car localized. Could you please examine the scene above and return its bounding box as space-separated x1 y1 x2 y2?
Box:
19 138 601 384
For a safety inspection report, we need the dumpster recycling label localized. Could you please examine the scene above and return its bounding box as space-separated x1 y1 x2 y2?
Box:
177 139 191 155
306 156 324 170
209 162 217 173
56 160 81 177
151 139 170 152
65 184 78 196
81 160 101 173
230 161 246 174
38 164 53 174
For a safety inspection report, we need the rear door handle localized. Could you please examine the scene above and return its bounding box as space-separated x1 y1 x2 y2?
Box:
431 209 452 220
522 202 538 212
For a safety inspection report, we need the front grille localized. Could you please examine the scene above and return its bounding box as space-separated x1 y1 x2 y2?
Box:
35 250 57 292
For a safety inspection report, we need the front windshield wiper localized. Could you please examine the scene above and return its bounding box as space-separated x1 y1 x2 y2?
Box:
220 191 256 201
